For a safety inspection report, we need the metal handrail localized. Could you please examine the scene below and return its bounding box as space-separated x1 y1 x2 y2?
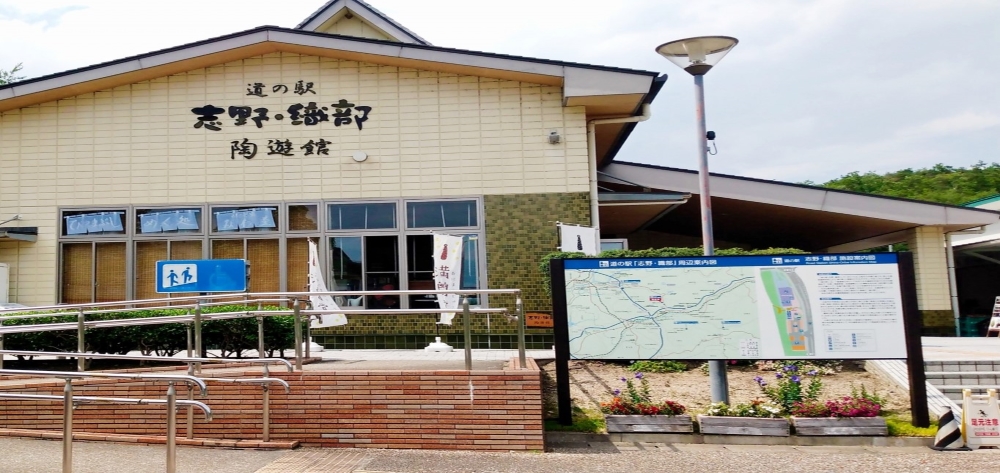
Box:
0 369 207 395
0 372 212 473
0 289 530 371
0 289 522 314
0 350 293 372
198 377 290 442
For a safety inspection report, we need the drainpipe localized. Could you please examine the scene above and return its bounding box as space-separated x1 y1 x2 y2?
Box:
586 104 652 241
945 226 986 336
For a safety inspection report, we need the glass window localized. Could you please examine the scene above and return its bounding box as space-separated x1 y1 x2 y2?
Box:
288 204 319 231
136 208 202 234
330 237 363 307
406 200 477 228
62 210 126 236
328 203 396 230
600 239 628 251
211 206 278 233
61 243 93 303
406 234 480 309
365 235 399 309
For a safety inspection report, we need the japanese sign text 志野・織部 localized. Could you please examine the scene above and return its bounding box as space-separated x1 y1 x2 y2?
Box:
190 81 373 160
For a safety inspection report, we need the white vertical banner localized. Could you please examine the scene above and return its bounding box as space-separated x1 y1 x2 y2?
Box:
308 239 348 328
433 233 464 325
559 224 599 256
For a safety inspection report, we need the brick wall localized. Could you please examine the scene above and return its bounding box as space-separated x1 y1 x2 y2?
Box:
0 359 544 451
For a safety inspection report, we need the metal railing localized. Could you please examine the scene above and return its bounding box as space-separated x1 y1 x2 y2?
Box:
0 369 211 473
0 350 291 442
0 289 529 370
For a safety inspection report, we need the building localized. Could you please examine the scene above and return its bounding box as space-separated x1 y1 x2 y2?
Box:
1 0 997 346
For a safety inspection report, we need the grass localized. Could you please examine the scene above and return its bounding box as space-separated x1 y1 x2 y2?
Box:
886 415 938 437
544 406 606 433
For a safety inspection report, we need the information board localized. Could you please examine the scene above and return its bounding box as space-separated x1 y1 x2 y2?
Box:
558 253 907 360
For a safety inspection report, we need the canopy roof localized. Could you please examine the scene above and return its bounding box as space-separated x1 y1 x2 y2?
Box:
601 162 1000 251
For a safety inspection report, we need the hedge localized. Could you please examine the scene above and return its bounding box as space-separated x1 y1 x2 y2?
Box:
539 246 808 296
0 305 303 359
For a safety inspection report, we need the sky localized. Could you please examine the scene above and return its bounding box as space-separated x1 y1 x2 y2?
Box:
1 0 999 183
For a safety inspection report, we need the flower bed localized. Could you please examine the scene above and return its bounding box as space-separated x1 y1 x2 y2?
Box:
600 373 690 433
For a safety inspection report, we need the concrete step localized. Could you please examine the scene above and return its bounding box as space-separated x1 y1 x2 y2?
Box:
936 385 1000 402
925 372 1000 386
924 360 1000 372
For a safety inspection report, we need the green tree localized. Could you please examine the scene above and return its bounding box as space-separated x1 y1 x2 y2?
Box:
820 161 1000 206
0 63 25 85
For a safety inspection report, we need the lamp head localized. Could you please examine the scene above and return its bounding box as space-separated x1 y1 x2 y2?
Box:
656 36 738 76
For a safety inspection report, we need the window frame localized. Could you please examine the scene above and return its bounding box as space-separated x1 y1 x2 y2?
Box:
59 206 130 239
208 203 282 235
56 197 489 307
134 205 208 238
286 202 322 234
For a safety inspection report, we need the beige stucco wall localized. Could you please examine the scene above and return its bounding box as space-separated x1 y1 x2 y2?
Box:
0 52 589 304
317 15 393 41
906 225 952 311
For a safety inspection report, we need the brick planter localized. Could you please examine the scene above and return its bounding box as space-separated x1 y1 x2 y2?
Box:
697 415 790 436
605 415 693 433
791 417 888 436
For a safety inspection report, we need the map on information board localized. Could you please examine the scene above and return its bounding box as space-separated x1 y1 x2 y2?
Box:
560 254 907 360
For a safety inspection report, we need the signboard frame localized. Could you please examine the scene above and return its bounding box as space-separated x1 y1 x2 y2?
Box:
550 252 928 427
155 259 248 293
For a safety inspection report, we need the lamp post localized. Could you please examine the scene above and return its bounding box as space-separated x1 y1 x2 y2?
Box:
656 36 738 404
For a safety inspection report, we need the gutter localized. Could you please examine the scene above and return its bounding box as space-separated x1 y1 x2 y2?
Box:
586 103 651 237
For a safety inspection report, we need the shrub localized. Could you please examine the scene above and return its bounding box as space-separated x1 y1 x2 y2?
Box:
599 372 686 416
0 305 302 359
790 400 831 417
756 364 824 414
826 396 881 418
628 360 688 373
850 384 889 408
705 400 783 418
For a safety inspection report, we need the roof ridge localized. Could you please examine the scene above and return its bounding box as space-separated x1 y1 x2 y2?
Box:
0 26 659 94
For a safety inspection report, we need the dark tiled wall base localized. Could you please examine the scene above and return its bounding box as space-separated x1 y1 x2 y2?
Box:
314 333 554 350
484 192 591 313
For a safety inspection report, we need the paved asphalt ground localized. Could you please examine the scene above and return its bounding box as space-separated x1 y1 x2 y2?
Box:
3 437 998 473
4 342 1000 472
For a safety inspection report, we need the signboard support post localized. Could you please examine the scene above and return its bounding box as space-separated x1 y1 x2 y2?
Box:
898 252 930 427
550 259 574 425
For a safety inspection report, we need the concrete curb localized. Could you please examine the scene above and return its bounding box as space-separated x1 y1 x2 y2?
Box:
545 431 933 448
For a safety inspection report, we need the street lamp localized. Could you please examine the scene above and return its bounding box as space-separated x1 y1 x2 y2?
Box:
656 36 738 404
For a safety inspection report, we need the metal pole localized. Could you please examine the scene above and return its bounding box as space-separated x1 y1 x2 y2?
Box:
305 316 311 359
257 316 265 359
293 299 302 371
185 322 192 358
186 365 194 439
76 309 85 372
0 318 4 370
516 298 526 369
194 302 202 375
62 379 73 473
694 73 729 404
262 385 271 442
166 382 177 473
462 297 472 371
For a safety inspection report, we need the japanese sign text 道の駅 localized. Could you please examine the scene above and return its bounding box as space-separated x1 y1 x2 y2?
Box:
560 253 908 360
